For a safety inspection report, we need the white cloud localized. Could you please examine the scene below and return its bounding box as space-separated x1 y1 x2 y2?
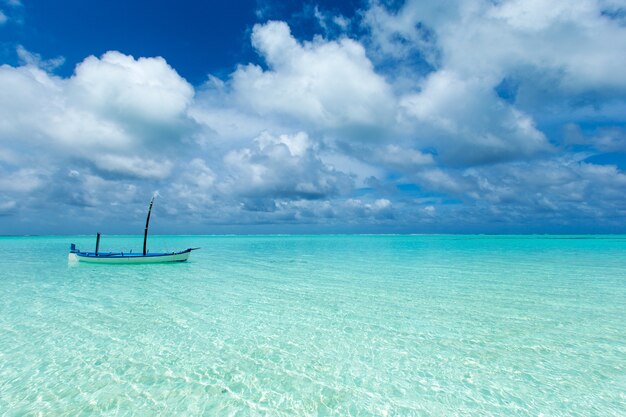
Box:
319 151 384 187
0 168 45 193
231 21 395 129
399 70 551 164
412 157 626 224
333 15 350 30
223 131 352 200
257 130 313 157
0 51 194 180
345 198 394 219
71 51 194 125
0 10 7 24
362 1 441 67
468 159 626 223
313 5 351 34
0 52 194 152
363 0 626 165
368 144 434 171
92 154 173 179
1 9 625 232
16 45 65 70
415 168 468 194
60 171 141 208
367 0 626 93
185 158 217 190
564 124 626 153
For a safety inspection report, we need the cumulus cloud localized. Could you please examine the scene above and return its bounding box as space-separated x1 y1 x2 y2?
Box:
0 49 202 230
231 21 395 130
223 131 353 201
365 0 626 93
363 0 626 165
71 51 193 126
0 50 194 179
1 3 625 233
399 70 551 164
414 168 468 194
345 198 394 220
91 154 173 179
0 168 45 193
405 156 626 228
483 0 626 94
55 170 140 208
564 124 626 153
376 145 434 170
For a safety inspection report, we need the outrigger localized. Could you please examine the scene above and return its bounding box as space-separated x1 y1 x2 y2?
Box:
68 197 198 264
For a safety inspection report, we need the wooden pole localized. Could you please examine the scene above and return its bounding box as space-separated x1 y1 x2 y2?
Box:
143 197 155 256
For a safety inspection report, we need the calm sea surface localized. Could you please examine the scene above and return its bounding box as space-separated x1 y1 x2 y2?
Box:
0 235 625 416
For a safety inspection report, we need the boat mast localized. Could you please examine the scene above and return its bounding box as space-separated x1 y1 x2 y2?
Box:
143 197 155 255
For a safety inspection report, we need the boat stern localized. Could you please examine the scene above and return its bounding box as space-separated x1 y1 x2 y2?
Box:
68 243 79 262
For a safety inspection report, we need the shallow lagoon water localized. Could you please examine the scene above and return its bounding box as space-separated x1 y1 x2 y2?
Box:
0 235 625 416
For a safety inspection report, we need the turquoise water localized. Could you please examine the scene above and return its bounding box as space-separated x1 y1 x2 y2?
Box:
0 235 625 416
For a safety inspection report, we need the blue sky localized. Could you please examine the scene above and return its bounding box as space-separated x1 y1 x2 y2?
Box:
1 0 626 234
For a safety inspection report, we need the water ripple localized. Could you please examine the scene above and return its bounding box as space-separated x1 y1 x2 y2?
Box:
0 235 625 416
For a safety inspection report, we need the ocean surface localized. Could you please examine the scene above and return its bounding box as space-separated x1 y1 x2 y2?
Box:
0 235 625 416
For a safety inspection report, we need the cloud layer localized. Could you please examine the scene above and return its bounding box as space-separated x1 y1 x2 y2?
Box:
1 0 625 233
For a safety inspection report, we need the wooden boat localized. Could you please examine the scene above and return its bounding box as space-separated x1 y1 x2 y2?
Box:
68 197 198 264
68 247 195 264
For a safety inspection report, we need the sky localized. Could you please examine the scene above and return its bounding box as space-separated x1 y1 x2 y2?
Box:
1 0 626 234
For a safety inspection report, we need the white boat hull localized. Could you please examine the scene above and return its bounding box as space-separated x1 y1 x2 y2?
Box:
68 250 192 264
